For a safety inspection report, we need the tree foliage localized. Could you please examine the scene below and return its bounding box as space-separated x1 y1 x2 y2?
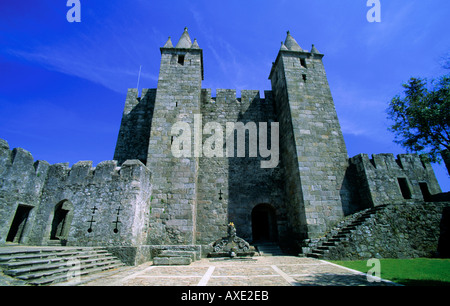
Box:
387 74 450 163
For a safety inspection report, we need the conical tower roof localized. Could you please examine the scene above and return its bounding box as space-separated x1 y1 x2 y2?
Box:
310 44 320 54
175 27 192 48
163 36 173 48
191 38 200 49
284 31 302 51
280 42 288 51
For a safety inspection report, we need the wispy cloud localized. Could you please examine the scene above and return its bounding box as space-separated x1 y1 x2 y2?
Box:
331 79 392 141
12 48 156 93
190 7 267 93
5 15 159 93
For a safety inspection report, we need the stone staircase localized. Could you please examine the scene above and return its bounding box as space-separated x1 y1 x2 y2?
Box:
301 205 387 259
152 246 201 265
254 242 284 256
0 246 124 286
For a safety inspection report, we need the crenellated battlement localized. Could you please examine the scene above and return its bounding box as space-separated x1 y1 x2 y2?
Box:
350 153 441 207
200 89 271 105
48 159 150 186
0 137 152 247
200 89 275 119
0 139 50 178
0 138 151 189
123 88 157 114
354 153 430 171
114 88 156 165
0 139 50 194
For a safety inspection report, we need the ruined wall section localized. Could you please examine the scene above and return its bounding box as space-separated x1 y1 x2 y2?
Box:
350 153 442 207
196 89 287 245
0 139 50 245
114 88 156 165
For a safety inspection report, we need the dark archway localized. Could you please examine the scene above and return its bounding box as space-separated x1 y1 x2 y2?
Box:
7 205 33 243
50 200 73 241
251 204 278 242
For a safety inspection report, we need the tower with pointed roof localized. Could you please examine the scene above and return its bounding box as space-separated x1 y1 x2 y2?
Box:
146 27 204 245
269 31 350 239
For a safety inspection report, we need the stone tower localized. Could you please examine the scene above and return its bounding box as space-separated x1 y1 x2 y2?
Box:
146 28 203 245
269 31 350 239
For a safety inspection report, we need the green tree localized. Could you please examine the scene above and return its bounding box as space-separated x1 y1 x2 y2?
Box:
387 74 450 175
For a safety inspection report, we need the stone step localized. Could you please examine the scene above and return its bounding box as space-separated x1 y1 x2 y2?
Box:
0 251 81 263
158 250 197 261
7 255 119 276
255 243 284 256
303 206 391 258
153 256 192 266
151 245 202 266
0 247 124 286
1 251 111 269
317 246 333 250
15 258 121 280
28 262 124 286
322 241 336 247
307 252 323 259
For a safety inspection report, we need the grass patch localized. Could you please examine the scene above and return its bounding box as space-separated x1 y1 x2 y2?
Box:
329 258 450 286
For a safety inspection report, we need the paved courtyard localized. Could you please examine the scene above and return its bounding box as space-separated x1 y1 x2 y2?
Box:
64 256 396 286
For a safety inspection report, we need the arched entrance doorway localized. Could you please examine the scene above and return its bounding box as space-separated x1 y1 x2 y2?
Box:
251 204 277 242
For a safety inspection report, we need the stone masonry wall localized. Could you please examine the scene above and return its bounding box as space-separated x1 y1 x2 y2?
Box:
350 153 442 208
0 138 152 247
196 89 287 245
0 139 50 245
270 59 308 244
114 88 156 165
325 202 450 260
270 49 351 240
30 159 152 247
146 46 203 245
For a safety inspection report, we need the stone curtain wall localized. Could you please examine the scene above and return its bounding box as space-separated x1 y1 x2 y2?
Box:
0 138 152 247
196 89 287 245
0 139 50 245
31 160 151 247
325 202 450 260
350 153 442 208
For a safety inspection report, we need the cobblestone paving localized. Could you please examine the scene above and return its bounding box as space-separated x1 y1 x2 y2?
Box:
76 256 397 286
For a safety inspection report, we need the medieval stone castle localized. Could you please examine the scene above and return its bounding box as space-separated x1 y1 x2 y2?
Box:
1 28 447 264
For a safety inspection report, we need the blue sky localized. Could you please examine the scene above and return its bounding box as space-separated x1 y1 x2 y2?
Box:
0 0 449 190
